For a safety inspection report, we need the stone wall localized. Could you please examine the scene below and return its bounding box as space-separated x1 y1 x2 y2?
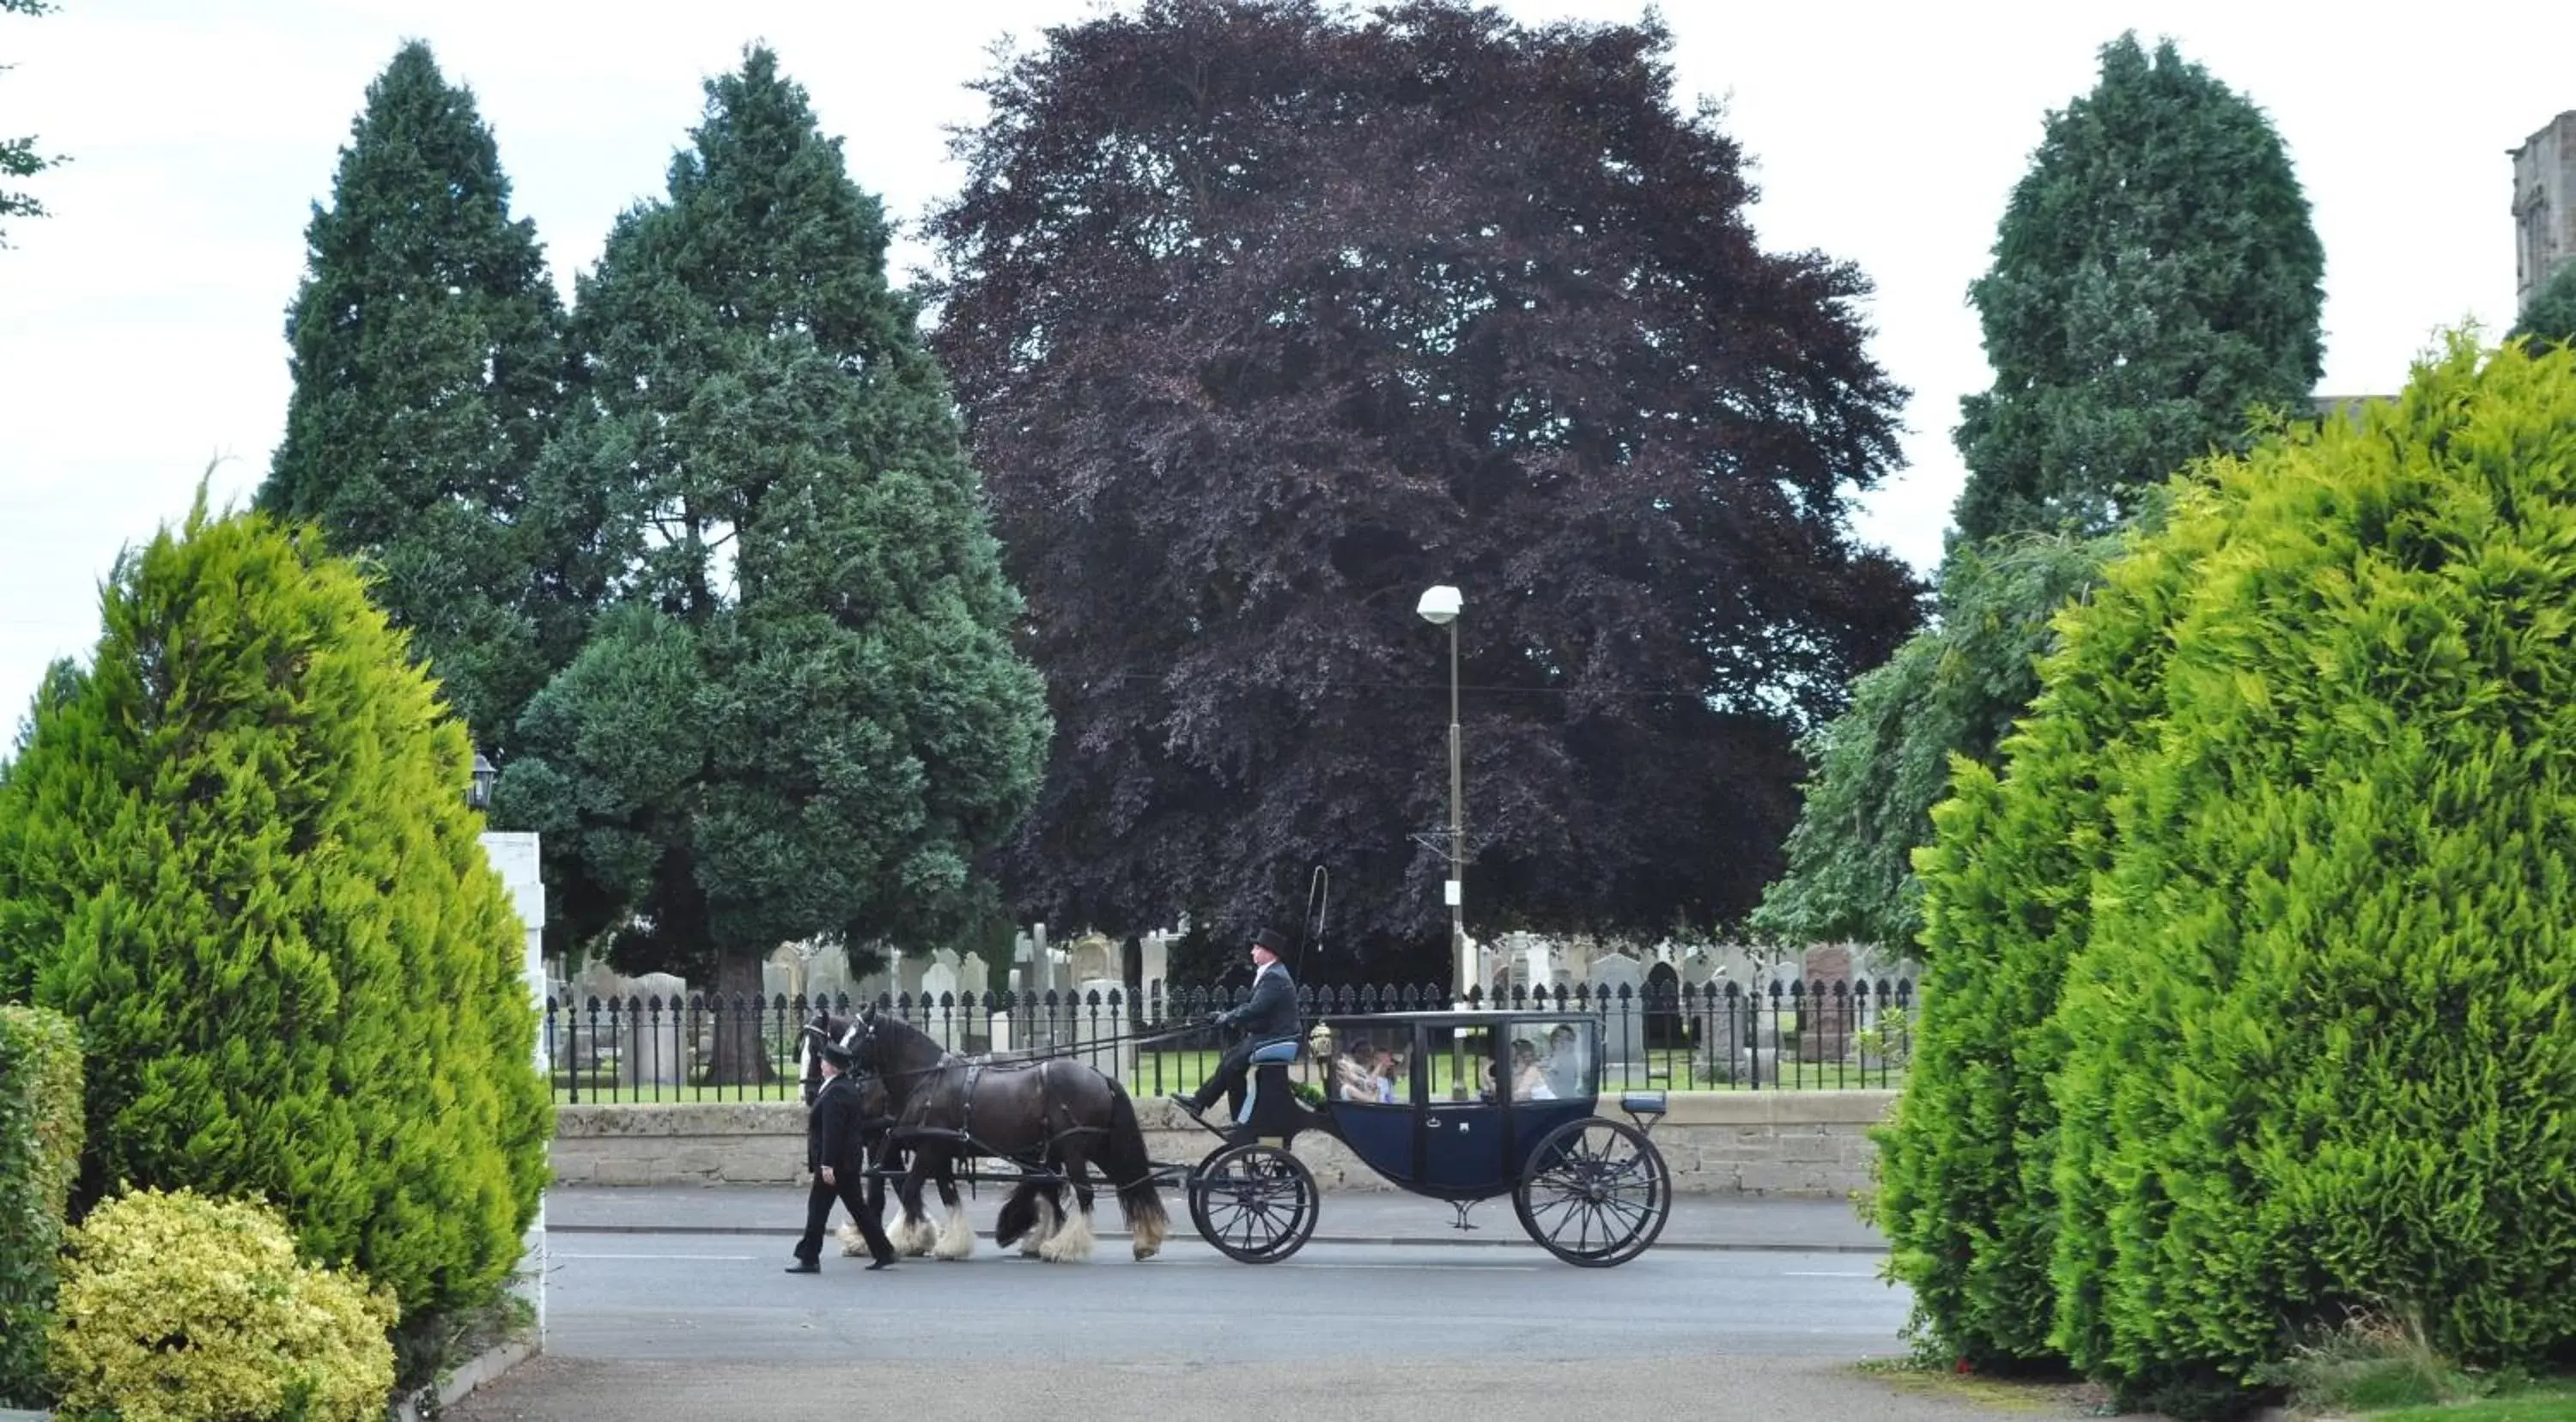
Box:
551 1091 1893 1198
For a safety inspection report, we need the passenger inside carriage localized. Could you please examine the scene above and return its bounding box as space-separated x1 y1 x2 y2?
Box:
1510 1037 1556 1100
1337 1042 1383 1102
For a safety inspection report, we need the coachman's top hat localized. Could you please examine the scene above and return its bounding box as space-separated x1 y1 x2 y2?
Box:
817 1041 856 1071
1249 927 1285 955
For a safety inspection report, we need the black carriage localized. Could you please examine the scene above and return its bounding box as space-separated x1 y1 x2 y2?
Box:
1175 1010 1673 1267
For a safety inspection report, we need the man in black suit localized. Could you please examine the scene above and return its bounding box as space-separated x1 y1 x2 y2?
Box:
1171 927 1300 1119
787 1041 896 1273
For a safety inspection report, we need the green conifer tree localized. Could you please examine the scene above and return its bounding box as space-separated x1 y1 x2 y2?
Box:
500 50 1048 1066
0 498 549 1321
1953 33 2324 543
1886 337 2576 1407
1758 33 2324 957
259 41 568 753
2509 259 2576 354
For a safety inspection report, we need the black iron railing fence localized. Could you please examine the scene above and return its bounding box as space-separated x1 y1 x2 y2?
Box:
544 977 1916 1105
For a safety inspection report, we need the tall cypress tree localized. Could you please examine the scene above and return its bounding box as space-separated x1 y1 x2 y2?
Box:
1757 34 2322 952
0 498 549 1323
499 50 1048 1064
1952 33 2324 544
260 41 567 753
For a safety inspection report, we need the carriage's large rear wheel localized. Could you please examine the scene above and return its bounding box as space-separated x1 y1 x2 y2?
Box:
1512 1117 1670 1267
1187 1143 1319 1264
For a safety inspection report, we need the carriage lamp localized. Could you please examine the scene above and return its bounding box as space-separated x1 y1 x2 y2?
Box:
468 750 497 810
1308 1021 1336 1064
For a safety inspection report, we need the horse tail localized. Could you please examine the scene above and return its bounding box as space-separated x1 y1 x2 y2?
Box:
1104 1083 1169 1259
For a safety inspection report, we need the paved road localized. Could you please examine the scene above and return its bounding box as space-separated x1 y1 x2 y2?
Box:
448 1354 2053 1422
446 1230 2117 1421
534 1232 1906 1363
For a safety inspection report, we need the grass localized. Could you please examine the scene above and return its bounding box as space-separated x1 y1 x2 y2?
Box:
1850 1356 2104 1416
2265 1311 2576 1420
550 1043 1907 1105
2370 1395 2576 1420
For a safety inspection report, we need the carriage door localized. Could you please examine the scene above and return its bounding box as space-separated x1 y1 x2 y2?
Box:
1417 1024 1510 1197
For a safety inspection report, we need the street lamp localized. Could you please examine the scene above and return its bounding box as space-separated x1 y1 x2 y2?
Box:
1415 585 1467 1008
468 750 497 811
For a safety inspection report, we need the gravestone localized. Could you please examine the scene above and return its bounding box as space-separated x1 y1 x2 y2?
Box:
1068 932 1117 987
617 971 690 1087
1796 943 1856 1063
892 950 930 1004
920 949 966 1052
762 947 797 1003
1522 939 1556 998
1068 977 1133 1083
1588 952 1646 1069
1139 931 1170 999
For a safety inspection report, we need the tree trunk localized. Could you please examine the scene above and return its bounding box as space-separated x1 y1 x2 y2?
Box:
707 946 775 1088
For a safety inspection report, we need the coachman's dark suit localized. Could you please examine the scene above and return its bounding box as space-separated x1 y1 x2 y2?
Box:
795 1071 896 1267
1184 959 1300 1115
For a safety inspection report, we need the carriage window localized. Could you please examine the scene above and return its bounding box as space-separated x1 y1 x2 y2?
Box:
1520 1022 1589 1100
1333 1035 1404 1105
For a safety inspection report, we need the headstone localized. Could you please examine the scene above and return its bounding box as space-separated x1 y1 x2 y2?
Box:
920 950 965 1052
1068 979 1134 1082
1024 922 1054 997
1560 938 1598 987
957 950 992 1001
892 950 930 1002
1523 939 1554 997
1588 952 1646 1067
1068 932 1117 986
1797 943 1856 1063
1139 932 1170 997
617 971 690 1087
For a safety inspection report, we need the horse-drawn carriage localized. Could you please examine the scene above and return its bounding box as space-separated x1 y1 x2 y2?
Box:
807 1003 1674 1268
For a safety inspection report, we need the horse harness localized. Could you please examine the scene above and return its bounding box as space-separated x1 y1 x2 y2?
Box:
847 1016 1110 1161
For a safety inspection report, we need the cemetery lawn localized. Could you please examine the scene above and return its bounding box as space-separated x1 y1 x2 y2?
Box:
549 1048 1904 1105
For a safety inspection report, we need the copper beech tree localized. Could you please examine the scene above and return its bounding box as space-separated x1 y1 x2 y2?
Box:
931 0 1919 974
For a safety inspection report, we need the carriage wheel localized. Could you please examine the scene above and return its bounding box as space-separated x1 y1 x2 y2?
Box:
1187 1143 1320 1265
1512 1117 1670 1267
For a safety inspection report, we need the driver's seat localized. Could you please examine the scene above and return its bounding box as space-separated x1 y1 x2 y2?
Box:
1236 1038 1302 1125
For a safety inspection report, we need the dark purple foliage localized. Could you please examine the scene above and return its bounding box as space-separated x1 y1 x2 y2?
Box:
930 0 1920 975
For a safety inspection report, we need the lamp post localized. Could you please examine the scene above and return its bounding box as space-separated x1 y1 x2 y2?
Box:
1415 585 1467 1007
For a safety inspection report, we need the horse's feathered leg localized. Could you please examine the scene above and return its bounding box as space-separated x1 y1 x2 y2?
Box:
1104 1085 1170 1261
997 1177 1060 1255
1037 1156 1096 1263
932 1163 975 1260
892 1150 941 1256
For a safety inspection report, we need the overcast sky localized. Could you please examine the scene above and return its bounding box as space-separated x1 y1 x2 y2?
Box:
2 1 2567 733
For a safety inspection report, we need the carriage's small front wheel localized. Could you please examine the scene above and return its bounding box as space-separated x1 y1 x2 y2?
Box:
1513 1117 1671 1267
1188 1143 1319 1264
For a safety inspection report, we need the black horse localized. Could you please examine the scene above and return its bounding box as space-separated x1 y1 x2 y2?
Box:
801 1008 1122 1261
846 1006 1169 1262
796 1013 919 1258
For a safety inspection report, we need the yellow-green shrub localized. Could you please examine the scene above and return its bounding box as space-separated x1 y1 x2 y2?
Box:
0 1003 82 1407
47 1188 396 1422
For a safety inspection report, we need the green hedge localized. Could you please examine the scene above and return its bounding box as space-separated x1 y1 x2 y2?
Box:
0 500 550 1322
1884 337 2576 1413
0 1003 82 1407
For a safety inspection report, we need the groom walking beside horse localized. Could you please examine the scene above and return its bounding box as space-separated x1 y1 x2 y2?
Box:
788 1038 897 1273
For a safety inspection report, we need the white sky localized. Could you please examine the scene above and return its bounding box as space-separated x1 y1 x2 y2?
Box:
1 1 2565 732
